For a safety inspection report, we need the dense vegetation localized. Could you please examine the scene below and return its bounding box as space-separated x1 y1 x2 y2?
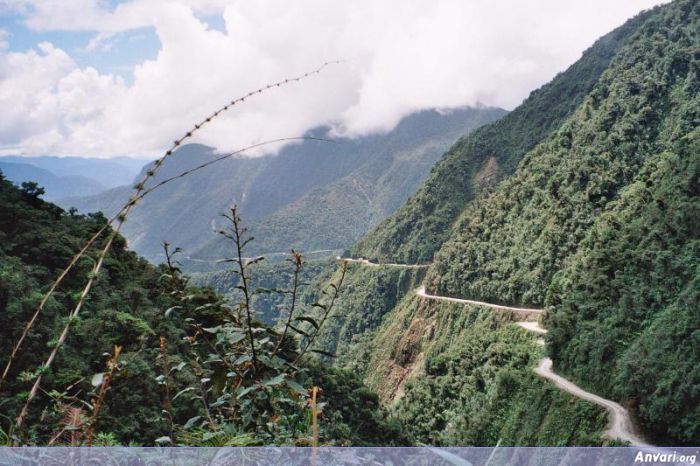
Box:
426 0 699 443
0 174 404 446
353 5 658 264
2 0 696 450
546 146 699 443
190 257 335 326
306 263 426 374
319 0 699 448
62 108 504 264
389 299 607 446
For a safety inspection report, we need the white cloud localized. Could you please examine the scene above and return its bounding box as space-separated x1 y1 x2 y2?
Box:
0 0 668 157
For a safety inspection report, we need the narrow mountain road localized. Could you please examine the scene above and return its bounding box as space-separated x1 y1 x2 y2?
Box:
416 286 543 315
415 285 650 447
338 258 650 446
534 358 650 447
340 257 430 269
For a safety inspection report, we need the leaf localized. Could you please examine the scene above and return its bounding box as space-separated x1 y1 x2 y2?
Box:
228 332 246 344
183 416 202 430
155 436 172 445
172 387 196 401
169 361 187 373
91 373 104 387
234 354 252 366
286 380 308 397
237 385 256 399
264 373 286 387
202 325 221 334
164 306 182 318
294 316 320 329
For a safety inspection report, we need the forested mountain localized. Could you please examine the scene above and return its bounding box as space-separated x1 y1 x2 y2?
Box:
318 0 699 446
352 8 657 264
0 174 404 446
1 0 696 450
60 107 505 264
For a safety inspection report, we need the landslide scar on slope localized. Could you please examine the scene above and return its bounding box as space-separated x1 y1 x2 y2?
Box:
473 156 499 192
377 296 437 403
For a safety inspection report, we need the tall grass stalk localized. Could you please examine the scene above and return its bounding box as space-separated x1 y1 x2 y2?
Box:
12 61 340 432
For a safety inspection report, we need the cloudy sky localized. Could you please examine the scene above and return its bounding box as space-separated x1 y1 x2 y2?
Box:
0 0 667 158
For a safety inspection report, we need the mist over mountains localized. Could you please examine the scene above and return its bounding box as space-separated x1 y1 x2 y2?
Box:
0 155 145 201
58 106 505 265
0 0 696 451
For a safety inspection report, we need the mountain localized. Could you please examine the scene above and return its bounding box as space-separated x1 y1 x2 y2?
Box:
0 170 405 446
0 161 107 201
315 0 698 446
0 155 145 189
60 107 505 264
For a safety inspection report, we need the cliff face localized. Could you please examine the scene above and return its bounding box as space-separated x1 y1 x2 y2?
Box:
326 0 699 446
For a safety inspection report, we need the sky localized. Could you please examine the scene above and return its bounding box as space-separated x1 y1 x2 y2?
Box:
0 0 668 159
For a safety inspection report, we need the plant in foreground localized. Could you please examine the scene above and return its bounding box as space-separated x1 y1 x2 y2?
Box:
157 207 347 444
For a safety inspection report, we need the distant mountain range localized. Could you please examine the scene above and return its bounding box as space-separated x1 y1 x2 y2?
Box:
59 107 506 265
0 155 146 201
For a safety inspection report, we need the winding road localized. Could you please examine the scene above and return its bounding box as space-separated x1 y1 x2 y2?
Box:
340 257 430 269
340 257 651 447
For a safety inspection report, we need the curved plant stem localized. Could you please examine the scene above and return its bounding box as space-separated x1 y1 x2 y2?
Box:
293 261 347 365
13 61 340 432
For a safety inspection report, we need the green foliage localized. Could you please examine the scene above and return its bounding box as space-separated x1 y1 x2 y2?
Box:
190 257 334 326
416 1 699 445
0 174 178 444
0 179 404 446
433 1 699 310
361 296 608 446
546 146 700 443
62 108 504 265
353 4 660 264
309 263 426 376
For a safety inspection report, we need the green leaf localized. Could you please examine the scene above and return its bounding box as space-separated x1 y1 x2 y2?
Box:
172 387 196 401
170 361 187 373
164 306 182 318
233 354 252 366
264 373 286 387
286 380 308 397
237 385 256 399
183 416 202 430
228 332 246 344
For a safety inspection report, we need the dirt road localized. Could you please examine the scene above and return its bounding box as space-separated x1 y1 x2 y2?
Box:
414 284 650 446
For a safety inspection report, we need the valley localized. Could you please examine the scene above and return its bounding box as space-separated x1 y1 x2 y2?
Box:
0 0 696 451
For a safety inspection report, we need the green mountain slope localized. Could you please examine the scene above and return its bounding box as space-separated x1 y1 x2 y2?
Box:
0 174 406 446
353 8 657 264
319 0 698 446
429 0 699 443
0 172 175 441
61 107 504 264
